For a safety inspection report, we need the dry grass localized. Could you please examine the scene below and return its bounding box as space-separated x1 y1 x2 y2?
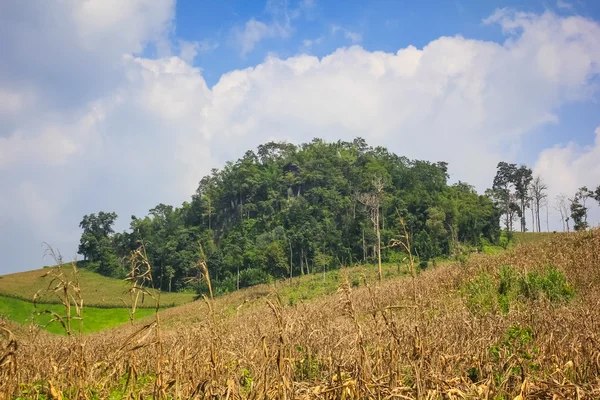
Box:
2 230 600 399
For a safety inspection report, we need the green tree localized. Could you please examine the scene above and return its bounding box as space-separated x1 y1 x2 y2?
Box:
492 162 518 236
512 165 533 232
78 212 119 276
570 187 591 232
77 138 501 293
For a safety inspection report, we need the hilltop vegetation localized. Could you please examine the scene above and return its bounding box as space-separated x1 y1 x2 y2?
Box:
2 228 599 398
76 138 501 294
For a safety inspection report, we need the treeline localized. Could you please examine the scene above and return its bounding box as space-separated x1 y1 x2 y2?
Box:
77 138 502 294
487 162 600 235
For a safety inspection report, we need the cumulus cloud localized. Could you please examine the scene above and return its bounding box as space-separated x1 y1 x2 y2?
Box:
1 5 600 273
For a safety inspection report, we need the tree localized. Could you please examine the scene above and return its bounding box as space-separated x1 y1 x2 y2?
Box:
512 165 533 232
570 187 591 232
492 162 518 236
76 138 501 292
555 194 570 232
357 176 384 281
593 185 600 204
530 175 547 233
78 212 119 276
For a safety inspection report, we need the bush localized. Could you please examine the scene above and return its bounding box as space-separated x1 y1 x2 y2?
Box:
465 272 497 314
464 265 573 314
519 268 574 302
238 268 272 288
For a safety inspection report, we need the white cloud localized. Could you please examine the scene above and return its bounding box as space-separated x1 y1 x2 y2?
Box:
233 18 291 56
231 0 298 56
177 39 219 64
556 0 574 10
1 7 600 273
331 24 362 43
198 39 220 53
301 37 324 51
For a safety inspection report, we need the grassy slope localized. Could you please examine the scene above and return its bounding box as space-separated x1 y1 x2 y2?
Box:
0 261 407 335
0 296 155 335
0 232 551 335
0 267 195 308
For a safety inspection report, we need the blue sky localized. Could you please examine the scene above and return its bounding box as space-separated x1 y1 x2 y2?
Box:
1 0 599 273
173 0 599 82
168 0 600 160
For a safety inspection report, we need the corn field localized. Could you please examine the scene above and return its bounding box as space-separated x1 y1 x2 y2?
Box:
1 230 600 399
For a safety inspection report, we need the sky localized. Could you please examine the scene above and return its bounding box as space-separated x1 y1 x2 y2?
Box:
1 0 599 274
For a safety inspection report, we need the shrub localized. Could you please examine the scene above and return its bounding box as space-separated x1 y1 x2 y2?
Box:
464 266 573 314
238 268 272 288
465 272 497 314
519 267 574 302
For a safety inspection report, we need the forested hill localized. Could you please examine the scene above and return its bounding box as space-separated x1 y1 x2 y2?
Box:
77 138 500 294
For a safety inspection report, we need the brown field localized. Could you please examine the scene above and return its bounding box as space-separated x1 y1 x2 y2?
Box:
2 230 600 399
511 231 572 245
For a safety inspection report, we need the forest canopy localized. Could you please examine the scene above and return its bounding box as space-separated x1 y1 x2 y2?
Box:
77 138 501 294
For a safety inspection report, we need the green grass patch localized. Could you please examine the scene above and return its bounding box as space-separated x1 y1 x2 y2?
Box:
464 265 574 314
0 267 195 308
279 263 410 306
0 295 155 335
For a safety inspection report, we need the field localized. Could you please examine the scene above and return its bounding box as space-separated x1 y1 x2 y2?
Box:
0 296 155 335
2 230 600 399
0 267 195 308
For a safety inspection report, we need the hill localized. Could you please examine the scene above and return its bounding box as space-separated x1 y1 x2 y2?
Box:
74 138 500 296
3 230 600 398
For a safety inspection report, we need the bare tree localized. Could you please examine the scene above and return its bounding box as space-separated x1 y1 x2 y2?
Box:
529 197 535 232
543 197 549 232
357 177 384 281
530 176 547 233
555 194 570 232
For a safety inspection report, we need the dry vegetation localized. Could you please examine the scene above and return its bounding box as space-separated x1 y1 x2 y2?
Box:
2 230 600 399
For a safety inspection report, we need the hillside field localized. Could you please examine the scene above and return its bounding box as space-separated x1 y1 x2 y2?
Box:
0 296 156 335
1 230 599 398
0 266 195 308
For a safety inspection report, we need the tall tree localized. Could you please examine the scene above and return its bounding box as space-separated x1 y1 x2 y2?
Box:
357 176 384 281
492 162 518 236
570 187 591 232
530 175 547 233
512 165 533 232
593 185 600 204
555 194 570 232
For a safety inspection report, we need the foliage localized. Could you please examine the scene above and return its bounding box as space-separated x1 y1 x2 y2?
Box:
464 265 573 314
570 187 591 232
490 162 532 235
76 138 500 293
